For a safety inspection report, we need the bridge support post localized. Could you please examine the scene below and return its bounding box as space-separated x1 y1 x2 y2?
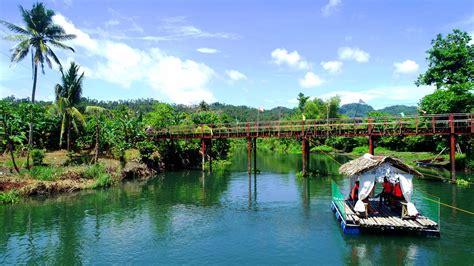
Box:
248 137 252 174
201 138 206 171
368 117 374 155
302 138 309 176
449 114 456 181
253 138 257 174
368 135 374 155
209 139 212 173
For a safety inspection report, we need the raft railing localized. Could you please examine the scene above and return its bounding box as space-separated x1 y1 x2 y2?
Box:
331 180 347 221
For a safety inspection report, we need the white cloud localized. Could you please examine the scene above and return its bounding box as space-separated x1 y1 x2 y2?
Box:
319 85 434 109
299 72 324 88
338 46 370 62
197 47 220 54
150 16 239 41
321 0 342 17
225 70 247 82
271 48 310 70
148 56 216 104
53 14 99 53
53 14 216 104
393 59 419 74
321 60 343 73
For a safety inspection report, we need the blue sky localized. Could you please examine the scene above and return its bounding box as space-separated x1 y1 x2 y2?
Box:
0 0 473 109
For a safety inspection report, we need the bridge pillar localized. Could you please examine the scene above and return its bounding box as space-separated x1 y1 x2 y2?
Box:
253 138 257 174
201 138 206 171
449 114 456 181
248 137 252 174
368 135 374 155
209 139 212 173
302 138 310 176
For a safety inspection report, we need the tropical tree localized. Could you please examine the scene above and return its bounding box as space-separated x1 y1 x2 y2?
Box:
53 62 85 151
85 106 110 164
0 2 75 154
0 101 27 173
416 29 473 113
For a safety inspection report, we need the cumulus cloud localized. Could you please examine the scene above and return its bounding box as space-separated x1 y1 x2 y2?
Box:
393 59 419 74
321 0 342 17
299 72 324 88
271 48 310 70
225 70 247 82
321 60 343 73
53 14 216 104
338 46 370 62
197 47 220 54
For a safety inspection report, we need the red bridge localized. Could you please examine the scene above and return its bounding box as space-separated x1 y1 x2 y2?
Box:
149 113 473 180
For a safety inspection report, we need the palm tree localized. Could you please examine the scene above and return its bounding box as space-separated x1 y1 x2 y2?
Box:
54 62 85 151
0 3 75 150
85 106 110 164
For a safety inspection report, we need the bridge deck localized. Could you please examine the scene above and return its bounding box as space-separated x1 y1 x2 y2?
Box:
149 113 473 140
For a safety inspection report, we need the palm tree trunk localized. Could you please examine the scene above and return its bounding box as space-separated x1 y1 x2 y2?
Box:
26 63 38 169
67 117 71 152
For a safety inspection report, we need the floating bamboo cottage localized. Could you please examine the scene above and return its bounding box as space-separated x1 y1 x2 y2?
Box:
332 153 440 237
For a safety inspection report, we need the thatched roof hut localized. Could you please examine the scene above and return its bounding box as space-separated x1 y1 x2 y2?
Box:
339 153 422 177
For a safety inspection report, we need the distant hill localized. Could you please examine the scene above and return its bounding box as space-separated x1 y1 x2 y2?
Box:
339 103 418 117
378 105 418 116
339 103 374 117
210 103 295 122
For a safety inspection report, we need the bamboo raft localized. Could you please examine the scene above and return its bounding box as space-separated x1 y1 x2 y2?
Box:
332 199 440 237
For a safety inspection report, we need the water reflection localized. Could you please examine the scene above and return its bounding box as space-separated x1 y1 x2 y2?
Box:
0 149 472 264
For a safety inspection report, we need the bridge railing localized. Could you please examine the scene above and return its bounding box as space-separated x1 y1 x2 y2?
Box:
149 113 473 139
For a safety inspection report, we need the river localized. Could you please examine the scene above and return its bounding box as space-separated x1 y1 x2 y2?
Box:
1 150 473 264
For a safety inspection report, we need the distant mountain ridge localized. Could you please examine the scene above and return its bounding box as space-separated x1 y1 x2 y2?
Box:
339 103 418 117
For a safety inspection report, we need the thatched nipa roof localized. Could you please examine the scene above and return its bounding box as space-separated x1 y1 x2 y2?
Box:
339 153 423 177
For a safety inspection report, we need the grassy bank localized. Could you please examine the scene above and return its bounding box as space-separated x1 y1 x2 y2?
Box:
0 150 155 204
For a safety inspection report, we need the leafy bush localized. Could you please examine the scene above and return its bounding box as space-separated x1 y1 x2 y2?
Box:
311 145 335 153
351 146 369 155
31 149 45 166
0 190 19 204
29 166 63 181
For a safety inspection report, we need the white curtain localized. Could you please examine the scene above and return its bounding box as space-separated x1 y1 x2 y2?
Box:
354 174 375 213
398 173 418 216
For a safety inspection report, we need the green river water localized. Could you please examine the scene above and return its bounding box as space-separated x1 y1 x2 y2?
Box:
1 150 473 264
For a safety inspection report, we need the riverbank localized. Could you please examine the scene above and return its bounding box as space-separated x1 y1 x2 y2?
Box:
0 150 156 204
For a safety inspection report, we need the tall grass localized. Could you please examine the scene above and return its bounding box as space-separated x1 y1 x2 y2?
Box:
29 166 63 181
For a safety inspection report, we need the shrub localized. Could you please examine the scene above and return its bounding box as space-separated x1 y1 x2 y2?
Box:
0 190 19 204
351 146 369 155
31 149 45 166
311 145 335 153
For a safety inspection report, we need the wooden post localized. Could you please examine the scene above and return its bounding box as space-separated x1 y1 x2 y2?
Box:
253 138 257 174
302 138 308 176
368 117 374 155
368 135 374 155
209 139 212 173
449 114 456 181
201 138 205 171
248 137 252 174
